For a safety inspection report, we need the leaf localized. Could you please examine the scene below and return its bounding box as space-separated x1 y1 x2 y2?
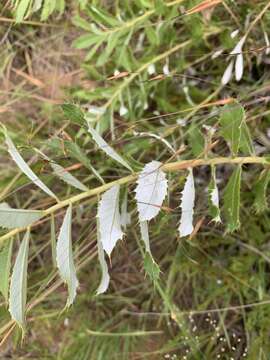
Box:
253 169 270 213
135 161 168 222
88 125 132 172
178 169 195 237
208 166 221 222
56 205 79 307
96 219 110 295
50 214 57 268
4 130 57 200
235 53 244 81
0 203 43 229
15 0 31 22
139 220 151 253
50 162 88 191
239 120 254 155
97 185 123 257
61 103 85 126
0 238 13 302
219 103 243 156
221 60 234 85
143 252 160 284
9 229 30 332
36 149 88 192
223 165 242 232
188 123 205 157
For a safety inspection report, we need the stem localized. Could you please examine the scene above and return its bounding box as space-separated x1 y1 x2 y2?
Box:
0 156 267 246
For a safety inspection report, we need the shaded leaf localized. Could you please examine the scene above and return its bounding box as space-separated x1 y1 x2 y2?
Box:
56 205 79 307
96 219 110 295
88 125 132 172
61 103 85 126
254 169 270 213
9 230 30 332
4 129 57 200
223 165 242 232
0 238 13 302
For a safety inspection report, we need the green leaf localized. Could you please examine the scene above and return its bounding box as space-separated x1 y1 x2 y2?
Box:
253 169 270 213
50 214 57 268
223 166 242 232
219 104 243 156
56 205 79 307
73 33 105 49
61 103 85 126
15 0 31 22
50 162 88 191
0 203 44 229
9 229 30 332
143 252 160 284
188 123 204 157
64 140 104 184
219 103 254 156
88 125 133 172
86 5 120 27
4 128 57 200
0 239 13 302
40 0 56 21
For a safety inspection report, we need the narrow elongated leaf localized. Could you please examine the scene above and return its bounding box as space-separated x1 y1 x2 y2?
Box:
178 169 195 237
61 103 85 126
0 238 13 302
15 0 31 22
223 166 242 232
50 214 57 268
139 221 151 253
221 60 233 85
9 230 30 331
56 205 79 307
254 170 270 213
135 161 168 222
4 131 57 200
0 203 43 229
50 162 88 191
96 219 110 295
97 185 123 257
208 166 221 222
88 125 132 172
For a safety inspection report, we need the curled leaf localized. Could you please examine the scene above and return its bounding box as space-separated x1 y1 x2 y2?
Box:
56 205 79 307
178 169 195 237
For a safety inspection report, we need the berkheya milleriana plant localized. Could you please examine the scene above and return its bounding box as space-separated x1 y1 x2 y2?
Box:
0 101 269 334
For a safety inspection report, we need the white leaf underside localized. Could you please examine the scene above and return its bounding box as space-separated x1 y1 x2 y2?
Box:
5 131 57 200
135 161 168 222
178 169 195 237
97 184 123 257
56 204 79 307
0 202 43 229
88 125 132 171
96 219 110 295
9 229 30 331
221 60 234 85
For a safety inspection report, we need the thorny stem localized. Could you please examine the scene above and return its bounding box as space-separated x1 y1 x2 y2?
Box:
0 156 268 246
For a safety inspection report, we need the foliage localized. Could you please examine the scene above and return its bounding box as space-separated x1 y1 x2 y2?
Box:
1 0 270 358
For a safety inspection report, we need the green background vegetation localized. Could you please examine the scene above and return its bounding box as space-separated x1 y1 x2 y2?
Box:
1 1 270 359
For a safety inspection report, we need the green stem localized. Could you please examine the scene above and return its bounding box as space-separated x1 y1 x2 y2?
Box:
0 156 267 246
